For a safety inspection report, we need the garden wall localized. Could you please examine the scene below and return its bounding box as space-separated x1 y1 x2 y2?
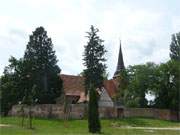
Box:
122 108 179 121
9 104 179 121
9 104 117 119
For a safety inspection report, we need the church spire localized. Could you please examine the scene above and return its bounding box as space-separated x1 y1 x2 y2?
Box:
114 40 125 78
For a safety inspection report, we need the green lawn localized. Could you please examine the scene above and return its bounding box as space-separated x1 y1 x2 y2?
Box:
0 117 180 135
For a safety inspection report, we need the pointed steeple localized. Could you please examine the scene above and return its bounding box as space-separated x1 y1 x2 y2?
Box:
114 40 125 78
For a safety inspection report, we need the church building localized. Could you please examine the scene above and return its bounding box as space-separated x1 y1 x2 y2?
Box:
59 42 125 107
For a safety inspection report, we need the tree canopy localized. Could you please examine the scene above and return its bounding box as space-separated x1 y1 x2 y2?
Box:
0 27 62 115
119 32 180 112
23 27 62 104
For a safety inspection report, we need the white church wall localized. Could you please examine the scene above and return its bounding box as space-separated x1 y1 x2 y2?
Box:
98 88 114 107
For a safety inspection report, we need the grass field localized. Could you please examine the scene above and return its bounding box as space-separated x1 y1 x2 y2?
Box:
0 117 180 135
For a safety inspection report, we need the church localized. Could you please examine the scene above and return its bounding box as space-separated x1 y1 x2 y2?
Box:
60 42 125 107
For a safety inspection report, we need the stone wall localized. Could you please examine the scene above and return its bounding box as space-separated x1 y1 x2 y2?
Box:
123 108 179 121
99 107 117 118
9 104 117 119
9 104 179 121
10 104 65 119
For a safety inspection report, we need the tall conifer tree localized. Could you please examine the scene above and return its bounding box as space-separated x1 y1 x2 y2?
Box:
83 25 106 133
24 26 62 103
170 32 180 61
169 32 180 120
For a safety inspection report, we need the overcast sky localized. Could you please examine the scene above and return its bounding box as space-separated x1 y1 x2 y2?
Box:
0 0 180 78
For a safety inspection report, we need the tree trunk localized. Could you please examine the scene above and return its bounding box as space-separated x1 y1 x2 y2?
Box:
21 105 25 127
29 105 32 129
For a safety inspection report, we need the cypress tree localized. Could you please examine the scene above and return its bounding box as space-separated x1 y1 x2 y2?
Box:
169 32 180 120
83 25 107 133
88 85 101 133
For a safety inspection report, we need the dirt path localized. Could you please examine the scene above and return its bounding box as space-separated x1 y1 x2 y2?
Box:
0 124 10 127
119 126 180 131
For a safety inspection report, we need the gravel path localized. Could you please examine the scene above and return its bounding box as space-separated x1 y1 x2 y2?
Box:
119 126 180 131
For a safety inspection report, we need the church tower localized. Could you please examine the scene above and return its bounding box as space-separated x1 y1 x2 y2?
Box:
113 41 125 78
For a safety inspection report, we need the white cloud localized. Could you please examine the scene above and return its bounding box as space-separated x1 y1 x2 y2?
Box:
172 16 180 32
0 0 179 78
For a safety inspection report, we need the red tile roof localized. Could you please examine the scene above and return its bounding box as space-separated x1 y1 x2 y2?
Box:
60 74 85 95
60 74 118 98
103 79 118 98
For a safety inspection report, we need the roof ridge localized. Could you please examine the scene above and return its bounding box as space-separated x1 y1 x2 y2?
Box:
60 74 83 78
